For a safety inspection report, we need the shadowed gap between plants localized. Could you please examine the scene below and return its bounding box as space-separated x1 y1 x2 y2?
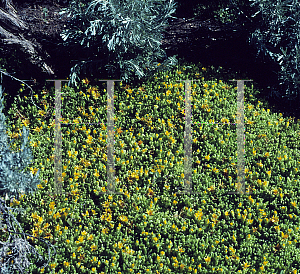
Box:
1 7 300 121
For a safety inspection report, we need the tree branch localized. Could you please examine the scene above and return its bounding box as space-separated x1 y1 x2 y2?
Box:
0 0 56 76
0 6 28 31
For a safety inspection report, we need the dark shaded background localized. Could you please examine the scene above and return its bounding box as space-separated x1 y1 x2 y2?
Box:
0 0 299 120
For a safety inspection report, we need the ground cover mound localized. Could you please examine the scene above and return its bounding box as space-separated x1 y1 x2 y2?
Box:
0 58 299 273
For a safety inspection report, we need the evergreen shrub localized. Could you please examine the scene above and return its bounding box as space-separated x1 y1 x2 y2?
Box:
246 0 300 102
58 0 179 88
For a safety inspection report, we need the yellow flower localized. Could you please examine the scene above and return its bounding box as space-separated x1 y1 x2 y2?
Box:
205 155 210 161
248 195 254 204
204 257 211 263
91 243 97 251
49 201 55 210
119 215 128 222
243 262 251 269
82 78 90 85
291 201 297 208
257 162 263 168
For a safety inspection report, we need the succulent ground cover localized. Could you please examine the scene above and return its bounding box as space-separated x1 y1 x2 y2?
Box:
0 57 299 273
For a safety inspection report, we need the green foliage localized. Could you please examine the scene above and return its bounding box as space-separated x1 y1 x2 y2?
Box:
181 0 257 23
188 0 231 21
211 0 255 24
3 60 300 273
246 0 300 101
0 83 52 274
58 0 179 88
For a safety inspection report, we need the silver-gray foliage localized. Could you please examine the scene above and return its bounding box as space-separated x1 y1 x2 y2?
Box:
0 74 56 273
58 0 179 88
0 198 56 274
0 87 41 202
246 0 300 101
